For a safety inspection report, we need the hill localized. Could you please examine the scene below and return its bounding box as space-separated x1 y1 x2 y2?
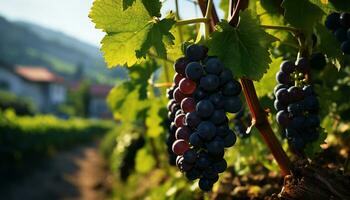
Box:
0 16 126 84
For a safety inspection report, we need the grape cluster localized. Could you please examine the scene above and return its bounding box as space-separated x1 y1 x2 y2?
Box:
166 44 242 191
274 58 322 152
166 86 179 166
325 12 350 54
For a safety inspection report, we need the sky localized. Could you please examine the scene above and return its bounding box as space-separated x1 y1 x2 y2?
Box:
0 0 223 47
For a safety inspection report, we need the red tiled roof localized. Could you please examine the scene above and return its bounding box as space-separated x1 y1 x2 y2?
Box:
90 85 113 97
15 66 64 83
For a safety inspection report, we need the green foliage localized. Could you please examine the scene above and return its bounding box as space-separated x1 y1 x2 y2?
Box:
89 0 175 67
0 109 113 175
0 90 36 115
208 11 276 80
281 0 324 33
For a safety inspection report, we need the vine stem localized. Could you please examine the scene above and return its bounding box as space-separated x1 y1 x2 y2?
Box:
175 18 210 26
260 25 300 34
197 0 292 176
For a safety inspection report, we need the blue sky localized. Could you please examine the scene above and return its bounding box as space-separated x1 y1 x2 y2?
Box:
0 0 223 47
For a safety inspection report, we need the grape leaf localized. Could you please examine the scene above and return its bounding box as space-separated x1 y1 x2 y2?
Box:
89 0 175 67
255 57 284 97
208 11 277 80
281 0 324 33
145 99 164 138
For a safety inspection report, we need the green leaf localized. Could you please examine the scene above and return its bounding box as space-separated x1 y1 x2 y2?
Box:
141 0 162 17
89 0 175 67
135 148 156 173
208 11 276 80
122 0 136 10
309 0 350 13
145 99 164 138
281 0 324 33
136 14 176 59
255 57 283 97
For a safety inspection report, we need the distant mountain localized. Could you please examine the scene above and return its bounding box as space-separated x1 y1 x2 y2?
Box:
0 16 126 84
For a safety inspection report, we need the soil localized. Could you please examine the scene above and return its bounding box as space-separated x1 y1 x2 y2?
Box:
0 142 112 200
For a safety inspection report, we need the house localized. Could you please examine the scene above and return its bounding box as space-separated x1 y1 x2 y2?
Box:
89 84 113 119
0 61 66 113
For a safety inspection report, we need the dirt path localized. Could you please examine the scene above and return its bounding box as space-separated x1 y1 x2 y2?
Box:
1 142 111 200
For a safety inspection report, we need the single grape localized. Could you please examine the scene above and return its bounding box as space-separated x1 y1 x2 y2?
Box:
222 80 241 96
173 73 184 86
280 60 296 74
179 78 197 94
290 116 306 130
216 124 229 137
209 93 225 109
174 87 188 103
202 167 217 179
198 178 213 191
186 44 207 61
341 40 350 54
193 88 208 101
325 12 341 30
276 88 290 105
181 97 196 113
219 68 233 85
274 99 286 111
174 57 188 75
287 102 304 116
197 121 216 141
334 27 348 43
175 109 183 117
212 159 227 173
210 109 227 125
185 62 204 81
170 103 180 113
185 112 201 128
289 136 305 151
199 74 220 92
172 139 190 155
185 168 201 181
303 85 314 96
175 126 191 141
288 86 305 102
276 110 290 127
183 149 197 163
196 154 211 169
224 96 242 113
274 84 288 95
223 130 237 147
303 96 319 111
295 57 309 72
276 71 291 84
285 127 297 139
340 13 350 28
178 160 193 172
189 132 204 148
205 57 223 74
174 113 186 128
167 99 176 111
207 137 225 155
196 100 215 118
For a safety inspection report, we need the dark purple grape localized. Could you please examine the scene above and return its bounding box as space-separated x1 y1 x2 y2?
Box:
274 84 288 95
287 102 304 116
274 99 286 111
199 74 220 92
216 124 229 137
186 44 207 61
183 149 197 163
193 88 208 101
285 128 297 138
197 121 216 141
185 62 204 81
219 68 233 85
189 132 204 148
334 27 348 42
205 57 223 74
305 114 320 128
198 178 213 191
290 116 306 130
210 109 226 125
276 71 291 84
295 57 309 72
303 96 319 111
222 80 241 96
276 110 290 127
325 12 341 30
275 88 289 105
207 137 225 155
196 100 214 118
303 85 314 96
289 136 305 151
185 168 201 180
224 96 242 113
340 13 350 28
167 99 176 111
223 130 237 147
341 40 350 54
172 139 190 155
288 86 305 102
209 93 225 109
280 60 295 74
175 126 191 141
185 112 201 128
212 159 227 173
174 57 188 75
196 154 211 169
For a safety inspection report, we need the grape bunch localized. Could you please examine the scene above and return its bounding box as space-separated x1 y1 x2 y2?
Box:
274 58 322 152
325 12 350 54
166 86 179 166
166 44 242 191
